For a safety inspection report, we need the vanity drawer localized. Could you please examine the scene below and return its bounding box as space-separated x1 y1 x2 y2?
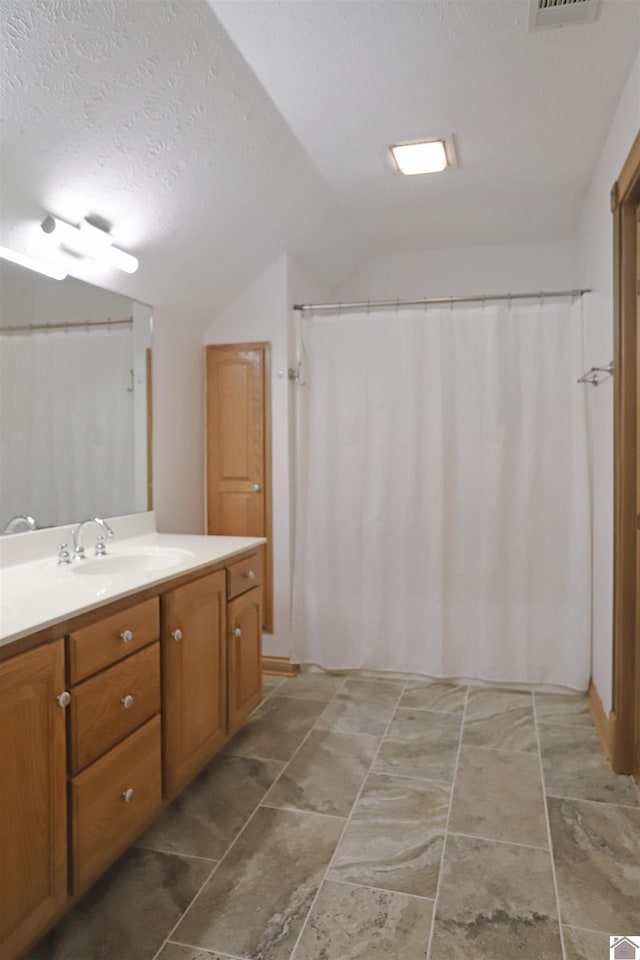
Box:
69 642 160 773
70 716 162 895
227 551 262 600
68 597 160 683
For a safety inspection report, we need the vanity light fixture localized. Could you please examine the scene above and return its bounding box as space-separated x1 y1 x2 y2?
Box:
389 139 450 175
0 243 67 280
41 216 139 274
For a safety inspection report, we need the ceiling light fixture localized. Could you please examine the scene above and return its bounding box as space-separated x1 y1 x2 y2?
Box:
0 243 67 280
390 139 450 176
41 216 139 274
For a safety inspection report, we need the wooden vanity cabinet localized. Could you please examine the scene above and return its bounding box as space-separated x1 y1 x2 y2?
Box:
162 570 227 799
1 545 264 959
0 640 67 959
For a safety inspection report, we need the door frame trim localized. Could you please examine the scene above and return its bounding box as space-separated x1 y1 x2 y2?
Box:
610 129 640 775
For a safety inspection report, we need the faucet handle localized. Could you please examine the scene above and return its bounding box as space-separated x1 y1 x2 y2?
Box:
57 543 72 565
94 536 108 557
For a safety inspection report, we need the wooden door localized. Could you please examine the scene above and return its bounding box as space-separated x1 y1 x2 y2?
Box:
612 134 640 779
206 343 272 632
0 640 67 959
635 200 640 781
162 571 227 799
227 587 263 735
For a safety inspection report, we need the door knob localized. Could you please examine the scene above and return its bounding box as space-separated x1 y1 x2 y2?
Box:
171 629 183 641
233 627 242 638
56 691 71 708
252 483 261 492
121 788 135 803
121 695 134 709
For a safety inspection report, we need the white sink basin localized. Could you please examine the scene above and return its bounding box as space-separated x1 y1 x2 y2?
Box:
71 547 195 577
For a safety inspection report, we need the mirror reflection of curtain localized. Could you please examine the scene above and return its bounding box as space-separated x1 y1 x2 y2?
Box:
292 298 591 689
0 328 134 529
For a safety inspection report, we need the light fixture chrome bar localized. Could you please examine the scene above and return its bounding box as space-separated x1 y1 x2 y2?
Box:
0 316 133 335
0 243 67 280
41 216 139 274
293 289 591 313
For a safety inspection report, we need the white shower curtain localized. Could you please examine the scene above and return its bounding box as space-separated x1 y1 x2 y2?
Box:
291 298 592 690
0 328 134 529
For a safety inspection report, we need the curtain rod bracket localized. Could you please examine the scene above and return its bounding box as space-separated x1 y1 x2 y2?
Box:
288 362 306 386
577 361 614 386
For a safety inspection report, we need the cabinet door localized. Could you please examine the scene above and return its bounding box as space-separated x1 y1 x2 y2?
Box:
162 571 227 798
227 587 263 736
0 640 67 958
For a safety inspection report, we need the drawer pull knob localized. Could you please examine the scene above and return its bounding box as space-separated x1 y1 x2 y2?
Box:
171 629 183 641
245 570 256 580
233 627 242 638
121 788 135 803
121 694 134 709
120 629 134 643
252 483 261 492
56 690 71 708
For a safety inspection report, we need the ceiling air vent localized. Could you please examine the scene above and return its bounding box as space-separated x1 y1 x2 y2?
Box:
529 0 601 30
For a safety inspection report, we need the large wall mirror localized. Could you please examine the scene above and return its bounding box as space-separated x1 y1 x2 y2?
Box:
0 261 152 534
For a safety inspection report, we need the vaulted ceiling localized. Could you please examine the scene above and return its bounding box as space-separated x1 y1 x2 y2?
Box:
0 0 638 315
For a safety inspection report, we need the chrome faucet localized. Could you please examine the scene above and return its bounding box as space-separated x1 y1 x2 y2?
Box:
72 517 115 559
3 514 39 534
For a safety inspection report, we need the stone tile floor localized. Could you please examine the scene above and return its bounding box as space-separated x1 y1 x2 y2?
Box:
31 673 640 960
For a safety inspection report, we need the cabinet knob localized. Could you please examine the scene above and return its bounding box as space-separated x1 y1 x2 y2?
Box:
245 570 256 580
121 788 135 803
121 694 134 709
252 483 261 492
171 629 183 641
233 627 242 638
56 690 71 708
120 629 134 643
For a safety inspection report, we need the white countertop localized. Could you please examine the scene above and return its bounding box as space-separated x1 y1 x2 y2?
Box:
0 514 265 647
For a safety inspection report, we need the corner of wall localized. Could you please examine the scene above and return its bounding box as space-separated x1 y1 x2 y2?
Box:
152 309 207 535
572 44 639 717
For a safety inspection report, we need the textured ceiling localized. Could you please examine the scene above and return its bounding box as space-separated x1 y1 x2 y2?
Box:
213 0 640 252
0 0 638 314
0 0 366 313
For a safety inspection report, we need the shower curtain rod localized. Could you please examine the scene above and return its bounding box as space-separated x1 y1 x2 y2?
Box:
293 289 591 313
0 316 133 335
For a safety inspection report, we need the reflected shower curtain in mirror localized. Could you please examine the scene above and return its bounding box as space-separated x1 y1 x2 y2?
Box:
291 298 591 689
0 328 134 528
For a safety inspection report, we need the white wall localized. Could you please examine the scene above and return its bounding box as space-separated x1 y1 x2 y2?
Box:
574 49 640 714
199 253 329 658
287 255 331 605
152 310 207 535
336 240 577 302
203 255 290 655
